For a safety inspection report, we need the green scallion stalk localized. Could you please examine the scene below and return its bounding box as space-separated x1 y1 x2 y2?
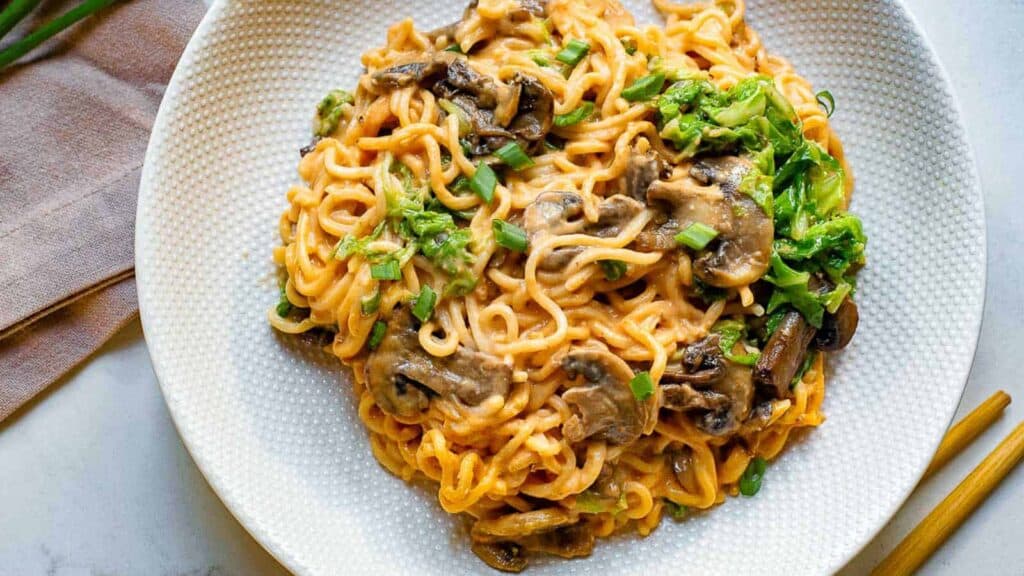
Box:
621 73 666 102
492 219 528 252
370 259 402 281
553 101 595 127
0 0 118 71
367 321 387 350
469 161 498 203
0 0 40 43
629 371 654 401
411 285 438 323
675 222 719 250
494 141 535 170
556 39 590 66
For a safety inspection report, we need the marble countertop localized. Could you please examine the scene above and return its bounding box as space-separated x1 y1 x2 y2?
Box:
2 1 1023 574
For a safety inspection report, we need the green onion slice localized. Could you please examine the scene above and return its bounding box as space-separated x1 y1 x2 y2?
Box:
411 285 438 323
367 320 387 350
556 39 590 66
629 371 654 401
469 161 498 203
554 101 595 127
370 259 402 280
621 73 666 102
360 290 382 315
739 457 767 496
599 260 627 281
492 219 529 252
494 141 535 170
815 90 836 118
674 222 719 250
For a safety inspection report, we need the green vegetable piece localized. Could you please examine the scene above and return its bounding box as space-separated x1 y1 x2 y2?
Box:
438 98 472 137
314 89 354 137
815 90 836 118
492 219 529 252
494 141 535 170
621 73 666 102
367 321 387 350
556 39 590 66
630 371 654 401
411 285 438 323
360 290 381 316
276 283 293 318
554 101 595 127
739 457 767 496
575 491 628 514
599 259 628 281
664 500 688 520
706 80 767 127
711 319 760 366
674 222 719 250
443 43 463 53
469 161 498 203
370 259 402 281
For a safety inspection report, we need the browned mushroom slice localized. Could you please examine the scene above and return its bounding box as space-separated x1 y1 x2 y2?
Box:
470 508 593 570
660 334 754 436
472 508 575 541
635 156 773 288
560 348 655 445
621 146 668 201
365 309 512 417
814 297 859 351
518 524 594 559
522 192 645 271
506 73 554 151
753 310 816 398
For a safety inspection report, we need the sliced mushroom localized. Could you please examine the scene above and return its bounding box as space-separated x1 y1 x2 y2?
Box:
472 541 527 573
522 192 645 271
472 508 574 541
560 348 656 445
635 156 773 288
518 524 594 559
814 297 859 351
752 310 816 399
506 73 554 151
365 309 512 417
621 146 668 201
660 334 754 436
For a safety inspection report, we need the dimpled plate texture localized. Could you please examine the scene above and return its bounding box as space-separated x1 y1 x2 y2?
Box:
135 1 986 574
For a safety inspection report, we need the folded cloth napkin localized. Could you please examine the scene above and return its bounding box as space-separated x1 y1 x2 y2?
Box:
0 0 205 422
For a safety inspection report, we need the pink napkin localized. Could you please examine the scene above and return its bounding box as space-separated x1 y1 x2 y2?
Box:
0 0 205 422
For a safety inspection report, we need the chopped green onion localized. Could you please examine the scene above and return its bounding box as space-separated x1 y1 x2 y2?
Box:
554 101 595 127
438 98 471 137
815 90 836 118
492 219 529 252
469 161 498 203
543 137 564 151
0 0 117 70
370 259 402 280
360 290 382 315
443 43 463 53
460 138 473 157
674 222 719 250
621 73 666 102
528 50 551 67
599 260 627 281
0 0 40 43
556 39 590 66
664 500 688 520
494 142 535 171
739 457 767 496
367 321 387 350
629 371 654 401
275 283 293 317
621 38 638 55
411 285 438 323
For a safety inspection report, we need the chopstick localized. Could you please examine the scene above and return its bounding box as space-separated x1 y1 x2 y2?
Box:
922 390 1012 481
872 420 1024 575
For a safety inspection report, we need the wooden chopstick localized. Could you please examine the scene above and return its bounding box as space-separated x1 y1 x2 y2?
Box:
872 420 1024 575
922 390 1012 481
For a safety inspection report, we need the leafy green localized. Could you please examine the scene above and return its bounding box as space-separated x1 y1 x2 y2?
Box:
664 500 689 520
711 319 760 366
314 89 354 137
574 491 628 515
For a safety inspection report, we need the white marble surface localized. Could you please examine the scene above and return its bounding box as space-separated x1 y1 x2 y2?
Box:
1 1 1022 574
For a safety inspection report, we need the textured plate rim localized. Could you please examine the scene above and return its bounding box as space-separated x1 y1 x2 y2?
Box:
134 1 988 574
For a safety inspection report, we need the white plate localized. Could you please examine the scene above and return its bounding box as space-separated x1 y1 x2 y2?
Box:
136 1 986 574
